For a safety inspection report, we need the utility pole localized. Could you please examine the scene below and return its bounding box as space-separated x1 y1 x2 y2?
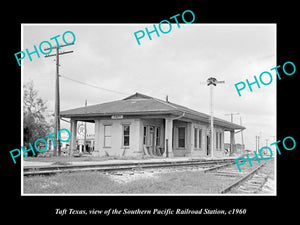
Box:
255 136 257 152
224 112 240 123
206 77 225 158
225 112 241 154
270 135 275 156
255 135 258 153
44 43 74 156
257 135 260 153
240 116 244 147
83 99 87 153
264 138 268 155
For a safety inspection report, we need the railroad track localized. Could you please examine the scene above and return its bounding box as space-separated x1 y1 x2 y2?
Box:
212 159 274 194
23 158 239 176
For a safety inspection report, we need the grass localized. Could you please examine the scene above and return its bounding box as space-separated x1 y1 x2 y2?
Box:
23 158 275 194
23 169 237 194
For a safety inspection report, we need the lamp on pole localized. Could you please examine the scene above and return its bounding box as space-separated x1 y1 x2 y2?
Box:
206 77 225 158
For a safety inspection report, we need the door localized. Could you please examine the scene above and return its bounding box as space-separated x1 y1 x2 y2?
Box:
149 126 155 155
207 135 210 156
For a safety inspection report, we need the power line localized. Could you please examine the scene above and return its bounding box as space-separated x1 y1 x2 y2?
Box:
59 74 130 96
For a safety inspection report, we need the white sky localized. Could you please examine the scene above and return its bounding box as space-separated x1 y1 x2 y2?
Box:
22 23 276 150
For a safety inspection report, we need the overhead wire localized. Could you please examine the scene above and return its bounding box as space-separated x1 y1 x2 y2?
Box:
59 74 130 96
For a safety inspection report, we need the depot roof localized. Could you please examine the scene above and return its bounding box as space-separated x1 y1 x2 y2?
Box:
60 92 245 130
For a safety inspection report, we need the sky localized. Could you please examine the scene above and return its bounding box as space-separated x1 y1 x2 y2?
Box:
22 23 276 150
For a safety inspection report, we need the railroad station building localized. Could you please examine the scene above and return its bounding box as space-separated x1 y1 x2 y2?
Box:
60 93 245 158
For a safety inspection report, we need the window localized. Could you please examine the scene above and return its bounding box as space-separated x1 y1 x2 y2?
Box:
219 132 222 149
156 127 161 146
178 127 185 148
149 126 154 146
194 128 198 148
123 125 130 147
199 129 202 148
104 125 112 147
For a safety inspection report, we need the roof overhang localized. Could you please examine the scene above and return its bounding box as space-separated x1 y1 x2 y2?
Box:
61 109 245 131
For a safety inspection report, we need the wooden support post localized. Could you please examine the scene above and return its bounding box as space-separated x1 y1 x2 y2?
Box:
164 118 173 157
70 119 77 155
230 130 235 155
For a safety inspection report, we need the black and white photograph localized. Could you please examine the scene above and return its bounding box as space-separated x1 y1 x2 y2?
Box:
21 24 276 195
4 4 298 221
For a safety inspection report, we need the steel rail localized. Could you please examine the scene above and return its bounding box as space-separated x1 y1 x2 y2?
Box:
203 162 236 173
23 158 236 176
220 161 269 194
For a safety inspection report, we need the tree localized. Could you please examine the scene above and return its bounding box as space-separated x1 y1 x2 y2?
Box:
23 80 51 156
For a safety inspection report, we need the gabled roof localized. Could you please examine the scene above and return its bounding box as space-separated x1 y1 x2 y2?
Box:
123 92 153 100
60 92 245 130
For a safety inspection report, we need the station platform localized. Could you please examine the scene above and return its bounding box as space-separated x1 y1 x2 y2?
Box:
22 155 241 169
